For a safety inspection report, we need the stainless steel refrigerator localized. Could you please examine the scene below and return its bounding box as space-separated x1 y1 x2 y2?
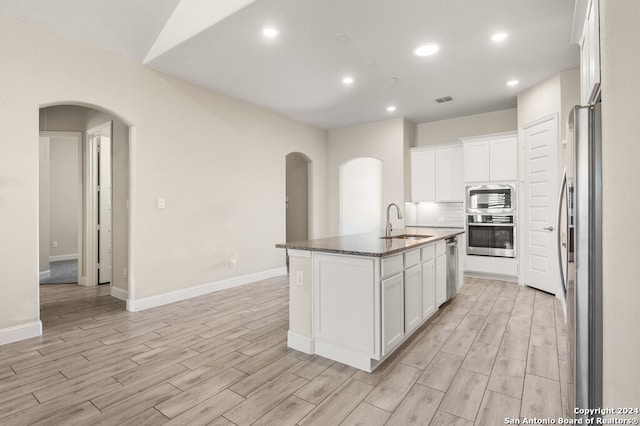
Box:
558 102 603 416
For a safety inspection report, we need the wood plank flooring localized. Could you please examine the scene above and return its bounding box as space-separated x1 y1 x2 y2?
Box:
0 276 570 425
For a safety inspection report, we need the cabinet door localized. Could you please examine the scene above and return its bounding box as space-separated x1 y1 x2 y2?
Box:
463 141 490 183
404 264 422 334
490 137 517 181
421 259 436 319
381 273 404 355
435 254 447 307
410 149 436 202
436 146 463 201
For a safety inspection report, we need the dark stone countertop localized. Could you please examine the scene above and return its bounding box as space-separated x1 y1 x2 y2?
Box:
276 227 465 258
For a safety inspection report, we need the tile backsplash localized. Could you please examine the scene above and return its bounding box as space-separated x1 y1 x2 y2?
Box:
405 202 464 227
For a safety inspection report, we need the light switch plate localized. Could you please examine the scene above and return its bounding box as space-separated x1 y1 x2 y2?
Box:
296 271 304 286
157 198 166 209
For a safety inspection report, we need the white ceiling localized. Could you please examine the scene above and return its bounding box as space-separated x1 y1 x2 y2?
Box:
0 0 579 129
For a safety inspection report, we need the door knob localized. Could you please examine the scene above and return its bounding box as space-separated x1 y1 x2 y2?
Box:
543 226 554 231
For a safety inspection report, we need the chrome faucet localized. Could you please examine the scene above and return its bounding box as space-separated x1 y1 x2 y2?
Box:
385 203 403 237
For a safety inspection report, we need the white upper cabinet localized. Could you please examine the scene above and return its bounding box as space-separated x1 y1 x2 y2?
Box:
410 149 436 201
462 133 517 183
579 0 600 104
462 140 490 182
435 146 463 202
410 143 463 202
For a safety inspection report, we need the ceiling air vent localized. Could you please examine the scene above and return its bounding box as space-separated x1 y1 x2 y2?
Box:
435 96 453 103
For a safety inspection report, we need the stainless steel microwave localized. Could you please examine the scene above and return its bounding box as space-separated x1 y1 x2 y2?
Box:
466 184 516 214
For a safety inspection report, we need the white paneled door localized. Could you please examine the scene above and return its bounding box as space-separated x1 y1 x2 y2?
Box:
520 115 559 295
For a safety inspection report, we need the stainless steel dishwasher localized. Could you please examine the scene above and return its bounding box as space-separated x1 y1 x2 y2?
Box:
446 237 458 301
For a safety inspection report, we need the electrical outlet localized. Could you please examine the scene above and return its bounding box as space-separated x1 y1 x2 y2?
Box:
230 256 238 268
296 271 304 286
123 268 128 279
51 241 58 248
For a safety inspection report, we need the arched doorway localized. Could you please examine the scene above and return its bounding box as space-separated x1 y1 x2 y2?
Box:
339 157 383 235
38 103 131 312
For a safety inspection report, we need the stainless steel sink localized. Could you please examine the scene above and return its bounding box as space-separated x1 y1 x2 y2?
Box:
379 234 432 240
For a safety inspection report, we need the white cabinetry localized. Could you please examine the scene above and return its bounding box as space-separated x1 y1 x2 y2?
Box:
579 0 600 104
420 245 436 319
462 133 517 183
436 146 464 201
435 241 447 307
411 144 463 202
381 273 404 356
404 264 422 334
410 149 435 201
310 238 456 371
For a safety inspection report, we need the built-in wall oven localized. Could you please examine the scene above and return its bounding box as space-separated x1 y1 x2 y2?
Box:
466 184 516 258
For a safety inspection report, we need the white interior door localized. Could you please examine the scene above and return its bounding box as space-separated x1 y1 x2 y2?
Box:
86 122 113 286
98 134 112 284
520 115 559 294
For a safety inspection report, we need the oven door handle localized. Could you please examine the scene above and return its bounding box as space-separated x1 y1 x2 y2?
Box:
467 223 515 227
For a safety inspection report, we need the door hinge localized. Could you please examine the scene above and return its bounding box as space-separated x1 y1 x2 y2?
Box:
97 224 101 231
97 185 101 192
97 263 100 269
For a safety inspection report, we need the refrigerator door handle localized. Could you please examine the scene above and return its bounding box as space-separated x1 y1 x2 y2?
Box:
556 168 568 304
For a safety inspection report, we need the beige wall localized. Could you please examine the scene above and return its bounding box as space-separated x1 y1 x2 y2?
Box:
517 74 562 126
0 13 328 332
327 118 406 236
48 135 80 259
600 0 640 409
416 108 517 147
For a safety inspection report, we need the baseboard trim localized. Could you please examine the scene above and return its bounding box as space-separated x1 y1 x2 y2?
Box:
39 270 51 280
0 321 42 346
111 286 128 302
49 254 78 262
287 331 314 354
127 267 287 312
464 271 519 282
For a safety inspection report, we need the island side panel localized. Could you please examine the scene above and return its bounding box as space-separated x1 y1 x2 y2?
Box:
313 253 380 371
287 249 314 353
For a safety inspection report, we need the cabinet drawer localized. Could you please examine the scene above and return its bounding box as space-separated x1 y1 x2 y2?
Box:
404 249 420 268
435 241 446 257
421 245 435 262
381 254 403 278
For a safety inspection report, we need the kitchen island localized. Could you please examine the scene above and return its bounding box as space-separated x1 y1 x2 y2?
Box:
276 227 464 372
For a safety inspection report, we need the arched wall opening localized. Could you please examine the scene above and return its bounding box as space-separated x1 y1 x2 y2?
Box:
38 103 132 314
339 157 383 235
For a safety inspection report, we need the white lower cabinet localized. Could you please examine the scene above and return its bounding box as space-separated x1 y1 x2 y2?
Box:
381 273 404 356
421 259 436 319
404 264 422 334
311 239 455 371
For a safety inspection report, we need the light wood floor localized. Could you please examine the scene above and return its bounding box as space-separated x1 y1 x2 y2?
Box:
0 276 571 425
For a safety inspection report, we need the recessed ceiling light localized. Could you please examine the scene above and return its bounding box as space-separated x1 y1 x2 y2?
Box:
342 76 354 85
413 43 439 57
507 79 520 87
492 32 508 42
387 105 397 112
334 32 349 43
262 27 279 38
